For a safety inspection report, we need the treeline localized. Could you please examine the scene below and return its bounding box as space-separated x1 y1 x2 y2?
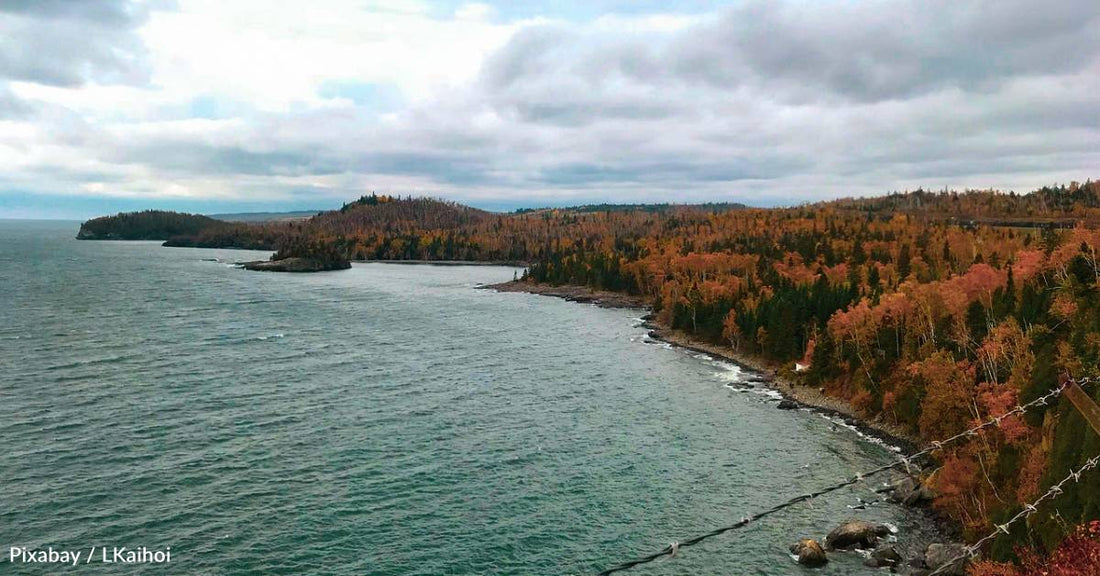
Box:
829 181 1100 226
514 201 746 214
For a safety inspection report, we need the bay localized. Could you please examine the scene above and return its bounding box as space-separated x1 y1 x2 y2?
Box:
0 220 938 575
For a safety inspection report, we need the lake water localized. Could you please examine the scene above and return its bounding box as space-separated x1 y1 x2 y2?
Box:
1 220 939 575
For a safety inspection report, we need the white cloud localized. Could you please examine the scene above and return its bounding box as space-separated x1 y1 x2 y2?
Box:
140 0 517 108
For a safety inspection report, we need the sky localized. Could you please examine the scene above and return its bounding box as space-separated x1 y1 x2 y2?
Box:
0 0 1097 219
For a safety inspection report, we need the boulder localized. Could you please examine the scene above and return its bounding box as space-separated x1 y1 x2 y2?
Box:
886 476 919 503
825 519 891 550
789 539 828 567
777 399 799 410
884 476 935 505
924 543 968 576
864 545 903 568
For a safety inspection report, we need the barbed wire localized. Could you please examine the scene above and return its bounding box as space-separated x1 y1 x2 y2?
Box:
927 452 1100 575
595 376 1093 576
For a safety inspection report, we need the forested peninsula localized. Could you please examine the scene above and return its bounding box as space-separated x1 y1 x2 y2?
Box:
79 182 1100 571
77 210 227 241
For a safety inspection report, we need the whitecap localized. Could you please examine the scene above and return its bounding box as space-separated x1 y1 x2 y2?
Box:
757 389 784 400
256 333 285 341
712 361 744 383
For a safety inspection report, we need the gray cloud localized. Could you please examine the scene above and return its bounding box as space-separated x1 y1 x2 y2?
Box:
433 0 1099 200
0 1 139 25
106 140 344 177
482 0 1100 109
0 0 149 88
718 0 1100 102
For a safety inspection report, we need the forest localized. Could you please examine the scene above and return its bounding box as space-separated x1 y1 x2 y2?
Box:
82 182 1100 570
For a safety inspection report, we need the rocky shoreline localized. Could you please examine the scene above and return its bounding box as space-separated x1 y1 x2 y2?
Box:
485 280 964 572
486 280 648 309
486 281 923 450
642 325 925 450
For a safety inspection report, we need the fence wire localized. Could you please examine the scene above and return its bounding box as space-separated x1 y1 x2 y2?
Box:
596 376 1094 576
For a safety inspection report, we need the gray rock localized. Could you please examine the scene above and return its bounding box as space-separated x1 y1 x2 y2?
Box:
825 519 891 550
789 539 828 567
885 475 934 505
863 545 903 567
886 476 919 503
777 399 799 410
924 543 968 576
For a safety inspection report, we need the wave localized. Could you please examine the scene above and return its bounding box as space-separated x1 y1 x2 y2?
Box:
817 412 903 453
666 337 903 453
46 353 139 371
256 333 285 341
722 382 785 400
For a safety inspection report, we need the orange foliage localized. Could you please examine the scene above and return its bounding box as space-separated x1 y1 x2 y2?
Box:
976 384 1029 444
932 454 982 530
912 352 976 439
1015 445 1047 503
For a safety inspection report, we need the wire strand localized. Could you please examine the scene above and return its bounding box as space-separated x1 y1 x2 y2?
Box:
595 376 1093 576
927 452 1100 575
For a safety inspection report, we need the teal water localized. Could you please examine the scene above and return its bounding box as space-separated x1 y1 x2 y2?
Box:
1 220 938 575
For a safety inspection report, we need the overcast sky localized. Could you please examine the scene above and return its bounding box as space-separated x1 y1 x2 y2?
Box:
1 0 1097 218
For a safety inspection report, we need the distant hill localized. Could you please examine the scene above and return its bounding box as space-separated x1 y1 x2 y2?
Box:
312 194 491 234
209 210 321 223
514 202 747 214
77 210 226 241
